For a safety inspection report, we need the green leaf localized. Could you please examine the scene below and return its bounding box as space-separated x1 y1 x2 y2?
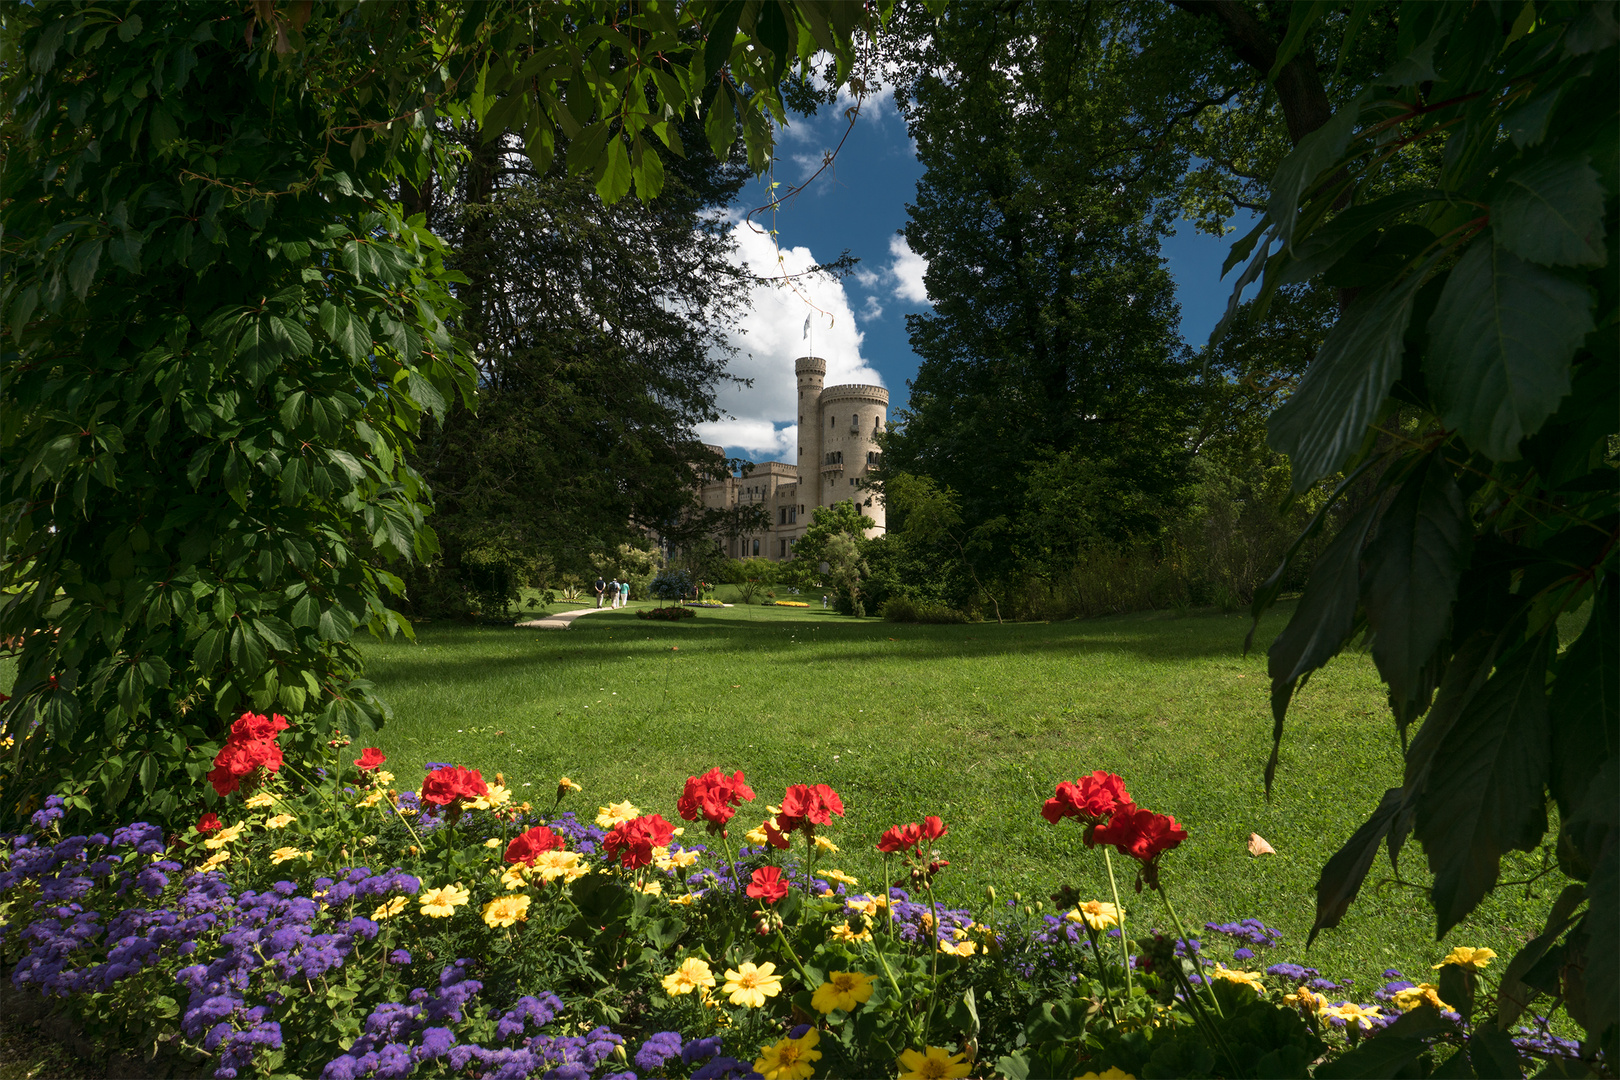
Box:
703 0 746 85
1313 1036 1429 1079
1278 189 1451 287
567 122 612 179
194 628 225 671
1496 882 1586 1028
1361 452 1473 726
1268 262 1429 492
1416 638 1552 937
1580 837 1617 1044
107 231 142 273
1466 1026 1525 1079
291 593 319 628
596 136 633 204
149 106 180 150
1493 156 1608 268
1266 501 1379 792
1267 1 1333 81
1268 97 1362 252
705 85 735 161
230 623 268 677
1426 241 1594 461
1309 786 1403 945
1549 575 1618 817
67 238 104 300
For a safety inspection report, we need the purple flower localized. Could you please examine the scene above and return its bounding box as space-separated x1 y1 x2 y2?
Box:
388 949 412 966
636 1031 684 1071
682 1036 724 1065
693 1056 763 1080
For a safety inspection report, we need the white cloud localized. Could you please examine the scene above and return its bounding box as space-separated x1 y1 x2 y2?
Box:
887 235 929 303
695 222 884 461
861 294 885 320
851 266 881 288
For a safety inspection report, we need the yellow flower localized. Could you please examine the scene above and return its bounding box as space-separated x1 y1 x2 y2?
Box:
744 823 771 845
722 962 783 1008
939 938 976 957
754 1028 821 1080
820 868 858 887
829 920 873 944
1066 900 1120 932
662 957 716 996
1209 965 1266 994
595 800 642 828
356 789 387 808
484 838 503 849
1284 986 1325 1013
1077 1070 1136 1079
244 792 276 809
655 848 700 872
204 822 246 850
500 864 532 891
200 850 230 870
372 896 407 920
811 970 875 1014
897 1046 972 1080
814 835 840 854
419 883 471 918
264 813 296 830
669 892 698 906
482 894 531 928
1392 983 1452 1013
846 895 888 917
635 880 664 896
1320 1002 1382 1030
559 776 582 793
269 847 308 865
372 770 395 785
531 849 586 883
470 785 512 811
1434 946 1496 971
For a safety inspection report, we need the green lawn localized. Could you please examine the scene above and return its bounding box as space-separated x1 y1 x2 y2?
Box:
359 600 1571 995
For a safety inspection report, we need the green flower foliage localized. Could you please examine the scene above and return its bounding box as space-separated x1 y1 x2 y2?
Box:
1234 0 1617 1054
0 2 477 823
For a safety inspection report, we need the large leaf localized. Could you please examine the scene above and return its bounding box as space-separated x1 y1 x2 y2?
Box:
1466 1027 1525 1079
1268 96 1362 252
1313 1035 1427 1079
1309 786 1402 945
1268 265 1429 492
1548 574 1618 817
1426 241 1595 461
1581 833 1617 1044
1496 882 1586 1029
1278 189 1452 287
1361 452 1473 726
1493 155 1608 268
1416 638 1552 937
1265 501 1379 793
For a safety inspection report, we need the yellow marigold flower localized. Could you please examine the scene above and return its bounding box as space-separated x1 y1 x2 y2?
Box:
1077 1070 1137 1079
821 868 858 887
662 957 716 996
595 800 641 829
500 864 532 891
531 849 584 883
200 850 230 870
372 896 408 921
1392 983 1452 1013
1210 965 1266 994
356 789 387 808
655 848 700 872
244 792 276 809
744 823 771 845
559 776 582 793
1066 900 1121 932
204 822 246 850
754 1028 820 1080
269 847 308 865
264 813 296 830
373 770 395 785
829 920 872 944
419 883 471 918
939 938 976 957
1284 986 1325 1013
1320 1002 1382 1030
811 971 875 1014
897 1046 972 1080
635 880 664 896
470 785 512 812
669 892 698 906
1434 946 1496 971
722 962 783 1008
814 835 840 854
482 894 531 928
484 838 503 848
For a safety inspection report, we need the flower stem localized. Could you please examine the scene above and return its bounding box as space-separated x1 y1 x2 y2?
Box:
1101 846 1133 1000
773 922 812 986
1155 881 1223 1019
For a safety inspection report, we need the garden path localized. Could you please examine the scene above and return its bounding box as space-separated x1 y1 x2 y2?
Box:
513 607 612 630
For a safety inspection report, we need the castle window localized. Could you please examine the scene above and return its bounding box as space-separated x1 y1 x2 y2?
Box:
830 416 835 429
752 539 760 557
780 539 788 557
779 507 787 525
789 507 796 524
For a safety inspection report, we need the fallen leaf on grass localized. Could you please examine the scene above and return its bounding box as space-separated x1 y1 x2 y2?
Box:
1248 833 1276 857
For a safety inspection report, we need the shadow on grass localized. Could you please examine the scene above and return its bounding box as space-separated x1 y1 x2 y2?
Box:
364 603 1297 685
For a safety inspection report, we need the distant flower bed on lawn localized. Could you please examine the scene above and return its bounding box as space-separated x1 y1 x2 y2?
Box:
638 606 696 621
0 719 1582 1080
682 601 727 608
763 600 808 608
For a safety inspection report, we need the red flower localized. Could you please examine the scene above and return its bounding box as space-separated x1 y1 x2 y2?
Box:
230 711 291 743
1041 771 1131 825
1090 803 1187 863
196 812 222 835
207 720 287 798
746 866 790 904
603 813 675 869
780 783 844 826
505 826 566 865
354 748 387 771
419 766 489 807
922 816 948 841
677 768 756 828
877 822 922 854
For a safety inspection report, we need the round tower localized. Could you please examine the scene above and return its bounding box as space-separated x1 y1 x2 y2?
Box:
816 383 889 537
794 356 826 532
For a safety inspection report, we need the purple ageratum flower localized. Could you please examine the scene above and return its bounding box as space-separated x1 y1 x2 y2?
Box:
31 796 66 830
692 1056 764 1080
1266 962 1320 982
389 949 412 966
416 1027 456 1061
1232 947 1254 961
635 1031 684 1071
682 1037 725 1065
424 762 452 772
496 994 563 1042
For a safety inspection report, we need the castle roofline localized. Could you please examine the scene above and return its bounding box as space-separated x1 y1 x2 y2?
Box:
819 383 889 404
794 355 827 373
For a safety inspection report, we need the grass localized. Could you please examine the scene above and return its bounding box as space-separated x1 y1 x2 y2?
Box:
358 599 1574 996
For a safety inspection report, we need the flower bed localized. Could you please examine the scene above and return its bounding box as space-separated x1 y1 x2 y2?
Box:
638 607 696 621
761 600 808 608
682 601 727 609
0 721 1588 1079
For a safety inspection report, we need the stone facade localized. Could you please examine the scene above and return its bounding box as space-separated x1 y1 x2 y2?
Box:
701 355 887 562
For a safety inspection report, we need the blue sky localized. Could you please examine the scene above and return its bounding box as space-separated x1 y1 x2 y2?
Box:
698 89 1256 464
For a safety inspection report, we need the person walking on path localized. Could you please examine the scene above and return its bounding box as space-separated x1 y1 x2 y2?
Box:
594 576 607 608
608 577 622 609
619 579 630 608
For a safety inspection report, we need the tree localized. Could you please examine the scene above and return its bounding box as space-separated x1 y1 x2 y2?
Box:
822 533 870 617
786 499 873 591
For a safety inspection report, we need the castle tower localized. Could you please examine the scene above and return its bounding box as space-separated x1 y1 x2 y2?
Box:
816 383 888 538
794 356 826 531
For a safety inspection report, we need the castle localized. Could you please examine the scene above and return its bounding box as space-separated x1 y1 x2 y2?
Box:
700 355 887 561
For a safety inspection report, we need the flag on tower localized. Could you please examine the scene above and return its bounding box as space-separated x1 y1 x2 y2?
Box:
802 314 811 339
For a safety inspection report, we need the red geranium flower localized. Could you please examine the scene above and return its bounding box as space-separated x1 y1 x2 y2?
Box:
1041 771 1131 825
677 768 756 828
419 766 489 807
196 812 222 835
781 783 844 826
746 865 790 904
505 826 566 865
603 813 675 869
230 711 291 743
877 822 922 854
922 815 948 841
1090 803 1188 888
354 748 387 771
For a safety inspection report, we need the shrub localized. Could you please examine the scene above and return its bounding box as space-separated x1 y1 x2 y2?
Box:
881 597 971 624
637 606 695 621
